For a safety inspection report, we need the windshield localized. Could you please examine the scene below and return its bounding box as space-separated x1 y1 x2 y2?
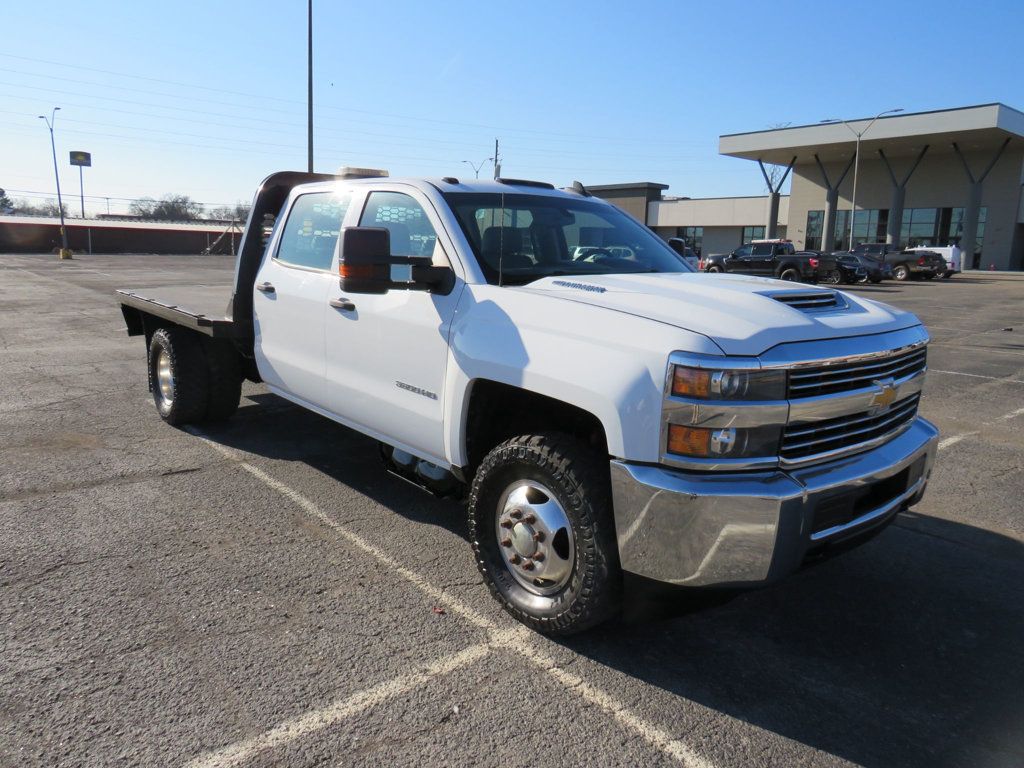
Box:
443 192 694 285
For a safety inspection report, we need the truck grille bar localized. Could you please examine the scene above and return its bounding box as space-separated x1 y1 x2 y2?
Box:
787 346 927 398
781 394 920 461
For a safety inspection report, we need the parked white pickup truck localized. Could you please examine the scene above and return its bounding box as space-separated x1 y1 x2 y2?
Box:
116 170 938 635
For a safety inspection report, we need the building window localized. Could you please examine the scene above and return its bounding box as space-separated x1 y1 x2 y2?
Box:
678 226 703 255
851 209 888 246
833 210 851 251
945 207 987 255
741 226 765 244
805 210 823 250
900 208 939 247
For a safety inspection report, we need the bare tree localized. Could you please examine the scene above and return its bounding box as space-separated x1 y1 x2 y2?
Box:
130 194 203 220
762 122 793 192
207 202 252 222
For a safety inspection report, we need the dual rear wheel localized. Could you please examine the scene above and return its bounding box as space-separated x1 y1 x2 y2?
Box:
148 327 242 425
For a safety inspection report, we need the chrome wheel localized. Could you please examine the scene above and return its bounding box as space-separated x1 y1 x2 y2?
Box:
496 481 574 596
156 349 174 406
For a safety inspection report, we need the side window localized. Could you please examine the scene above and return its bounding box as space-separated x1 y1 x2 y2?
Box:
734 245 752 258
359 191 443 262
751 244 772 257
276 192 351 270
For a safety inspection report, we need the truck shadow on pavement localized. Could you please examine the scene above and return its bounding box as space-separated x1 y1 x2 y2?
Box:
202 393 1023 768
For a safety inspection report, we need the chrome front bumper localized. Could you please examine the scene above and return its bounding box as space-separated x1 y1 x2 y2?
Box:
610 416 939 586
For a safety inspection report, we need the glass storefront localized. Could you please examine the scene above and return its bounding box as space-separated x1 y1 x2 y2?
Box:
741 226 765 244
805 210 823 250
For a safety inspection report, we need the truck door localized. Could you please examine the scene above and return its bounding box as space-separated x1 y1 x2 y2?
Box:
253 190 351 406
321 188 463 465
747 243 775 276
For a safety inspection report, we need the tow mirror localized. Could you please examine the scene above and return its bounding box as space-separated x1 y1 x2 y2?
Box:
338 226 456 295
338 227 393 294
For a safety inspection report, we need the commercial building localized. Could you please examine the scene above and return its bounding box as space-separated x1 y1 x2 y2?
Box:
595 103 1024 270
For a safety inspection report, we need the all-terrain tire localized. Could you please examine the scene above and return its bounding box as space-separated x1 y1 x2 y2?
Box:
149 327 209 425
468 433 621 636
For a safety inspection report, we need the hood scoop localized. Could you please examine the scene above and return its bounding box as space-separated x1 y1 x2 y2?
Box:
764 290 847 312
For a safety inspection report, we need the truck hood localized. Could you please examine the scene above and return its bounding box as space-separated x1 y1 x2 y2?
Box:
517 272 922 356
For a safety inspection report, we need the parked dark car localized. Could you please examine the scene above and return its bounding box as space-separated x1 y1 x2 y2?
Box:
703 240 836 283
834 252 887 283
798 250 865 284
848 242 946 281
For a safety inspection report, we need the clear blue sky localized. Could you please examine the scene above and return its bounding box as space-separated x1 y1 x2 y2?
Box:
3 0 1023 215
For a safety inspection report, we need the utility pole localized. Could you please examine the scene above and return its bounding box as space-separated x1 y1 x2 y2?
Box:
493 138 501 179
307 0 314 172
38 107 71 259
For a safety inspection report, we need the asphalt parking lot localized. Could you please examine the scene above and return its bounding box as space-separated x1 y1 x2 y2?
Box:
1 253 1022 768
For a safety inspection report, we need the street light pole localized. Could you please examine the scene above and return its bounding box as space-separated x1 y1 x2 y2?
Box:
307 0 313 172
461 158 492 179
823 108 903 248
38 107 70 257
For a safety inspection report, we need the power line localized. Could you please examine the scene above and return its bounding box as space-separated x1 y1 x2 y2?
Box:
0 53 701 146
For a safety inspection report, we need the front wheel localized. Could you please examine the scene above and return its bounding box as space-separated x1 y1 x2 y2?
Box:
893 264 910 281
468 433 621 635
822 269 843 285
706 265 722 273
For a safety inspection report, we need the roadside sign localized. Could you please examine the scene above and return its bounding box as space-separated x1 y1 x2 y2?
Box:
69 151 92 167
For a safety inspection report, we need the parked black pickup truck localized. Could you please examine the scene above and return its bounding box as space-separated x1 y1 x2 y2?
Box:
845 243 946 281
703 239 837 283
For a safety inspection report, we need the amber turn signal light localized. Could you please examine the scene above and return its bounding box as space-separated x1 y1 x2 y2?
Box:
667 425 712 457
671 367 712 398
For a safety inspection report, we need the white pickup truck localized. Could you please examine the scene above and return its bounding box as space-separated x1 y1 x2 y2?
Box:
116 170 939 635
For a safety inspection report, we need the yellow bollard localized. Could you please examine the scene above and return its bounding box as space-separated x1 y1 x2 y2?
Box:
58 248 73 260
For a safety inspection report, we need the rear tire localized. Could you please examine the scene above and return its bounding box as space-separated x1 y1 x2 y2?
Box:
203 340 242 421
822 269 842 285
779 268 800 282
468 433 621 636
149 328 209 425
893 264 910 281
706 265 722 273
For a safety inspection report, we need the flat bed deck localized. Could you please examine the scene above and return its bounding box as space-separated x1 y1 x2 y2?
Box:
116 284 246 338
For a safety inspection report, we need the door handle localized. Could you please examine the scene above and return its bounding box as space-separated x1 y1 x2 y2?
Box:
256 282 275 293
329 297 356 311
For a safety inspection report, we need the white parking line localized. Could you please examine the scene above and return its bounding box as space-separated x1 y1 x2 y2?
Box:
997 406 1024 421
185 642 492 768
930 369 1024 383
186 430 714 768
938 434 973 450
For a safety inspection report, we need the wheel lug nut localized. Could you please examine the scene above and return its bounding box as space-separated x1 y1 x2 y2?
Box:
500 538 512 548
509 554 521 565
532 531 545 542
522 561 535 571
524 514 536 524
511 510 523 520
499 519 513 529
533 552 545 562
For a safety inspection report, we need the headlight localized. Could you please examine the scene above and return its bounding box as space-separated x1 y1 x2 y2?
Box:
667 424 782 459
671 365 786 401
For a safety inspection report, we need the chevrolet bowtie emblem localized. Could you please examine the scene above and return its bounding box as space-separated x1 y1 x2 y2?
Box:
869 378 898 412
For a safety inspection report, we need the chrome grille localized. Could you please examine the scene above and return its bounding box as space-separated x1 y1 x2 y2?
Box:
770 291 840 310
781 394 920 461
788 346 927 398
